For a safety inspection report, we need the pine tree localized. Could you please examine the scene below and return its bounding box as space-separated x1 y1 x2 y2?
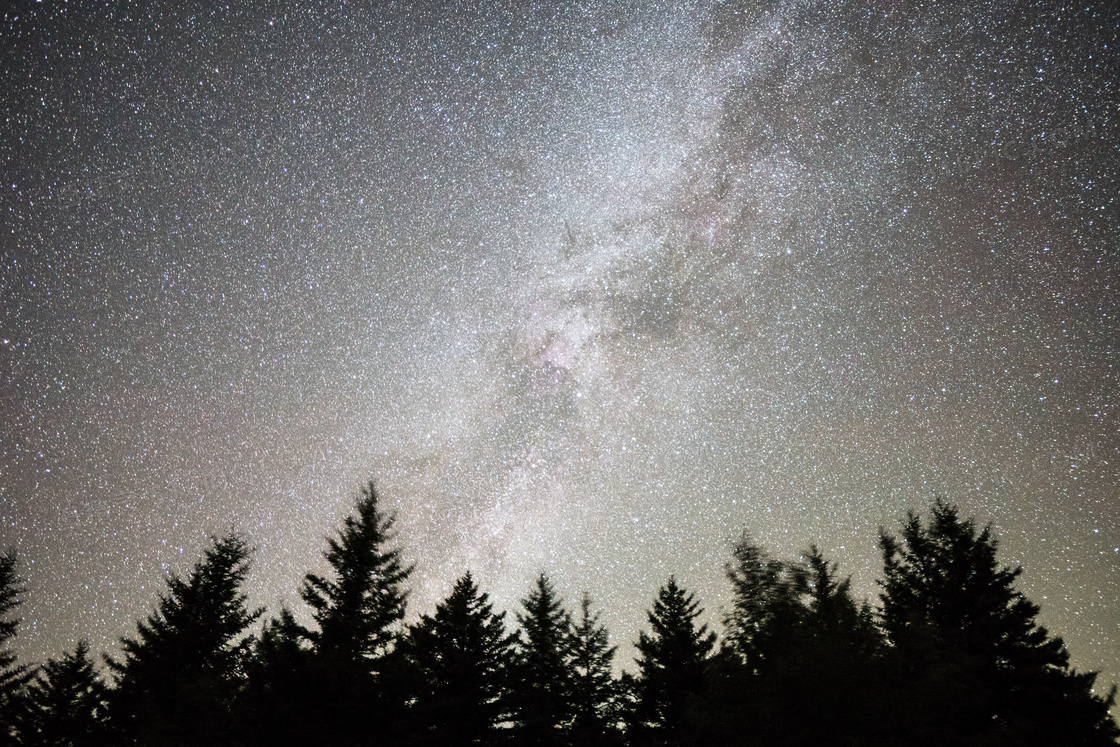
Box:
302 479 413 666
569 593 621 746
631 576 716 746
14 640 110 746
878 499 1120 746
759 546 886 746
0 551 32 747
241 608 318 746
511 573 574 746
406 571 517 746
802 545 881 656
105 533 262 746
722 532 805 670
296 480 414 744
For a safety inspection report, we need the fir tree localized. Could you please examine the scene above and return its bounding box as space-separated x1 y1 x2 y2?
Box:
511 573 574 746
302 479 413 665
241 608 317 746
569 592 621 746
631 576 716 746
14 640 110 746
105 533 262 746
296 480 414 744
0 551 32 747
878 499 1120 746
722 532 805 670
744 546 886 747
406 571 517 746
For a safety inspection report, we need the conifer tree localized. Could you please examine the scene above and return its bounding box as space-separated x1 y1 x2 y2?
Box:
754 546 886 746
631 576 716 746
296 480 414 744
722 532 805 670
105 533 262 746
878 499 1120 745
407 571 517 746
0 551 32 747
14 640 110 746
302 479 413 666
802 545 880 655
511 573 574 746
241 608 317 746
569 592 621 746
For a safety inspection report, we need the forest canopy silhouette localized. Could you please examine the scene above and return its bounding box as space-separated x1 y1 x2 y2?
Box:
1 482 1117 746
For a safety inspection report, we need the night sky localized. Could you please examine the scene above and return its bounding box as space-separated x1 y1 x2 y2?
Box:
2 0 1117 700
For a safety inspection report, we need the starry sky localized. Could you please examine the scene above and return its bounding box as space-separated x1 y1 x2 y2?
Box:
1 0 1117 698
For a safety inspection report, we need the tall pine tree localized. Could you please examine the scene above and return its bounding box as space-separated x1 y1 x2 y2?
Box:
569 592 621 746
105 533 262 746
722 532 805 670
302 480 413 665
296 480 414 744
14 640 110 746
406 571 517 746
511 573 574 746
0 551 32 747
879 499 1120 746
630 576 716 747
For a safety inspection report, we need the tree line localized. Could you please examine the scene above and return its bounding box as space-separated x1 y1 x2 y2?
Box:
1 481 1117 746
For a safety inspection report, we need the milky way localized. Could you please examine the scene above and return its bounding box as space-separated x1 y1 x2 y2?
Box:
1 0 1117 701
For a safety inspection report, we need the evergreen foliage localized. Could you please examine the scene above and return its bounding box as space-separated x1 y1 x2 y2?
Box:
878 498 1120 746
696 542 886 746
406 571 517 746
0 552 31 747
301 480 413 665
631 576 717 746
13 641 110 746
722 532 805 669
294 481 414 744
240 608 318 746
569 593 622 746
105 533 262 746
4 495 1118 745
511 573 574 746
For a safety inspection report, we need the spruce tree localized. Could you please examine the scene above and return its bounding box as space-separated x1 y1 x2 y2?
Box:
878 499 1120 745
722 532 805 670
511 573 574 746
569 592 621 746
14 640 110 746
406 571 517 746
631 576 716 746
302 479 413 665
758 546 886 746
105 533 262 746
0 551 32 747
241 608 317 746
297 480 414 744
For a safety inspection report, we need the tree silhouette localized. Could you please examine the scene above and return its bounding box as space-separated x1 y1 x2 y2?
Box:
105 533 262 746
14 640 110 746
302 479 413 664
406 571 517 746
630 576 716 746
569 592 622 746
293 480 414 744
510 573 574 746
722 532 805 671
241 607 318 746
0 551 32 747
878 498 1120 746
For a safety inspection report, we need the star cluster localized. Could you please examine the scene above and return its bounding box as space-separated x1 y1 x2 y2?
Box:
1 0 1117 700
